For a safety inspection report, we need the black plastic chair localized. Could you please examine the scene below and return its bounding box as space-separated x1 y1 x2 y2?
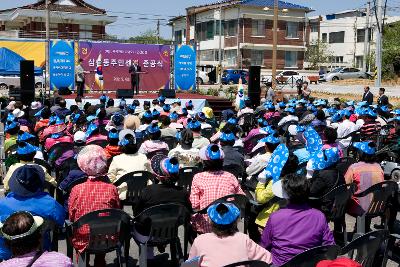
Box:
341 230 389 267
281 245 341 267
310 183 356 245
197 194 250 234
223 260 271 267
42 219 60 252
161 136 177 150
177 167 199 193
44 180 56 198
201 128 216 140
66 209 132 267
113 171 153 211
353 181 398 235
133 203 191 266
34 158 52 174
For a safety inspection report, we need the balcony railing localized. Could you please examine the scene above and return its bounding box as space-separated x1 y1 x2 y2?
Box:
0 30 109 40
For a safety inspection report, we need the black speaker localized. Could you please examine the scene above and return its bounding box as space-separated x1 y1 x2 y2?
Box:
20 60 35 105
159 89 176 98
248 66 261 107
116 89 133 99
9 86 22 101
59 87 72 95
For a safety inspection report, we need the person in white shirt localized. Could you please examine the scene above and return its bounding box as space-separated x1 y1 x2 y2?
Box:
237 99 254 117
168 129 201 168
277 107 298 127
331 110 357 149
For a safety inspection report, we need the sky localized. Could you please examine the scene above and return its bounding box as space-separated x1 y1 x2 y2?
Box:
1 0 370 38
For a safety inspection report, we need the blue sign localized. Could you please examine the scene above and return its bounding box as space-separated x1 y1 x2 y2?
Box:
50 40 75 90
174 45 196 90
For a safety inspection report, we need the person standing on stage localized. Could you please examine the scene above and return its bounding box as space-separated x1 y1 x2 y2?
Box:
75 59 88 97
129 61 141 96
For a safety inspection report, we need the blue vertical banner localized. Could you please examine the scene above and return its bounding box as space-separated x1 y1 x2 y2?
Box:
49 40 75 90
174 45 196 90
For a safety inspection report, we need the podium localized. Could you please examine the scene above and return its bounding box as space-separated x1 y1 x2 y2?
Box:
132 71 147 94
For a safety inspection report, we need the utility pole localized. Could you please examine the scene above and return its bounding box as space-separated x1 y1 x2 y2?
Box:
363 2 370 72
156 19 160 44
375 0 383 87
271 0 278 90
45 0 50 95
218 6 223 85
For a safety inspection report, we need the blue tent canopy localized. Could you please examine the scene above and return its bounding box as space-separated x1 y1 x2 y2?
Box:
0 47 43 76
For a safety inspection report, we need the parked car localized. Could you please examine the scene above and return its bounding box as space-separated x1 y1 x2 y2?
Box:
261 71 303 85
196 70 209 85
221 69 248 85
0 74 44 90
319 67 369 82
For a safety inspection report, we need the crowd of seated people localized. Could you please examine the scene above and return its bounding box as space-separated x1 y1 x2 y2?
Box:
0 92 399 267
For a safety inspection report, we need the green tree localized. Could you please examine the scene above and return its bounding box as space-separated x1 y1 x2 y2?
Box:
128 29 171 45
305 40 332 70
382 22 400 79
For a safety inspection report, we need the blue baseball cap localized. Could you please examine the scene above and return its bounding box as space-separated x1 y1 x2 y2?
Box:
146 123 160 134
17 142 39 155
207 203 240 225
169 112 179 120
278 102 286 108
150 154 179 179
112 113 124 126
353 141 376 155
227 117 237 125
259 125 276 135
220 131 236 142
163 104 171 112
85 123 99 138
199 144 224 161
264 102 275 110
185 100 193 108
310 147 340 170
158 96 166 102
127 104 136 113
143 111 153 119
5 120 19 132
285 107 295 114
34 108 45 118
108 128 119 139
187 119 201 130
17 131 36 142
258 134 280 144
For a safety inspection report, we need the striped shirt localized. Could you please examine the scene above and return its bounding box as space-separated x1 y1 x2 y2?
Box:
190 170 245 233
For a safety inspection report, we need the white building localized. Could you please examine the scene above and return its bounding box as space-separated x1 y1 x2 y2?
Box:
307 10 400 71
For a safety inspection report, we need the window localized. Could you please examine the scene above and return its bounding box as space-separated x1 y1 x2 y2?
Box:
331 56 344 64
355 56 364 68
215 20 225 35
310 23 319 32
251 50 264 66
174 30 182 44
206 21 214 40
285 51 298 68
200 50 214 61
225 50 237 66
252 19 265 36
227 20 237 36
79 24 92 39
322 33 327 43
286 22 298 38
357 29 371 43
215 50 223 61
329 31 345 43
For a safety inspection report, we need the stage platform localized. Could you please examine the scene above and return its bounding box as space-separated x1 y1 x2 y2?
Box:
64 92 222 113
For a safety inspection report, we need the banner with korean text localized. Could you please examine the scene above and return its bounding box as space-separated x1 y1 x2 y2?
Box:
174 45 196 91
79 41 171 91
49 40 75 90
